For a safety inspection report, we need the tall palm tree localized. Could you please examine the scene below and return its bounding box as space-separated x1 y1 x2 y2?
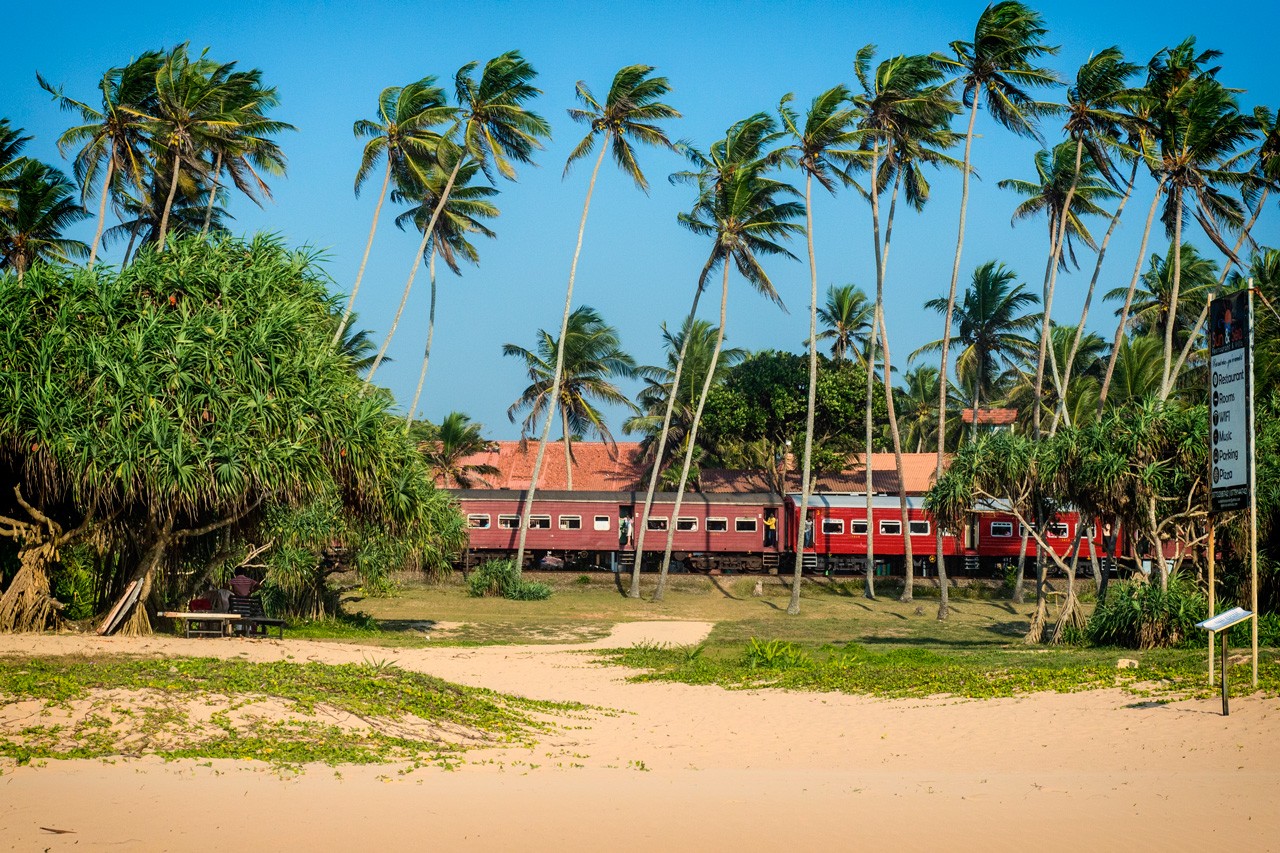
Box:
816 283 874 362
0 160 89 280
393 156 499 430
0 120 31 215
516 65 679 575
917 260 1039 439
1103 333 1164 407
1104 242 1219 340
503 306 638 491
364 51 550 391
418 412 499 488
653 115 803 601
932 1 1058 576
335 78 453 346
898 365 943 453
854 46 960 607
779 85 861 615
38 53 162 266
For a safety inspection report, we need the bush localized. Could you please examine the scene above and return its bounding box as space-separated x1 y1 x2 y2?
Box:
1228 611 1280 648
466 559 552 601
743 638 812 670
1086 571 1206 649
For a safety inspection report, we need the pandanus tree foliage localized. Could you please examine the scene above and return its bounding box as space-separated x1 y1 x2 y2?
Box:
0 235 465 634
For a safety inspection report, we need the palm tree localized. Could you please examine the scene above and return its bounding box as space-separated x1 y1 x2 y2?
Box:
364 51 550 391
335 78 454 346
1104 242 1219 340
654 115 803 600
1103 333 1164 406
779 85 861 615
0 160 89 280
0 120 31 215
393 157 499 430
932 0 1058 570
898 365 943 453
816 283 874 362
503 306 637 492
418 412 499 488
38 53 162 266
516 65 679 575
917 261 1039 439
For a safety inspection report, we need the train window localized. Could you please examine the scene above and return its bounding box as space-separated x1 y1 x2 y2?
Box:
559 515 582 530
528 515 551 529
647 517 669 531
851 520 868 535
1085 524 1097 538
1047 522 1069 538
676 517 698 531
467 514 490 529
990 521 1013 537
707 517 728 532
735 518 758 532
909 520 930 536
821 519 844 535
879 520 902 535
498 515 520 529
594 515 611 531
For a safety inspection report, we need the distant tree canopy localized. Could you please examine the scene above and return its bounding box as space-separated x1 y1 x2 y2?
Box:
0 235 465 633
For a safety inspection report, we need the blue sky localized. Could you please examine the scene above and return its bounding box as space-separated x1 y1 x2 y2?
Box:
6 0 1277 440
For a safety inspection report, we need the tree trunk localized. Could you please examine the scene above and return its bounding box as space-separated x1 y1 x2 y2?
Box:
201 151 222 237
405 249 437 432
562 405 574 492
864 299 878 600
157 158 182 251
630 287 705 598
513 143 609 574
0 542 63 632
1026 545 1047 644
1050 524 1086 644
335 159 393 347
1099 180 1165 413
88 149 115 267
113 520 175 637
1035 140 1084 438
877 303 914 603
788 172 820 615
656 262 730 601
122 226 138 268
1159 193 1184 399
364 155 465 389
1012 527 1030 603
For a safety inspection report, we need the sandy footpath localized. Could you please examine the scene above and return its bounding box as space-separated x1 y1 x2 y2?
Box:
1 623 1277 852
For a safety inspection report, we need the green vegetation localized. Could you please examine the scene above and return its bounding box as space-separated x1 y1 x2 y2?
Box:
466 559 553 601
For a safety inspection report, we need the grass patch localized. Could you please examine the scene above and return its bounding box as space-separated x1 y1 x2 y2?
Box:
0 655 586 768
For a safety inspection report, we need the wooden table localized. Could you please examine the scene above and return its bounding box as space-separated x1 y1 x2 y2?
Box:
159 611 240 638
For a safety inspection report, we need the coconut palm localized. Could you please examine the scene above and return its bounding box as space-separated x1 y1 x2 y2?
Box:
393 156 499 430
779 85 861 614
1103 334 1164 407
1105 242 1219 340
898 365 943 453
816 283 874 362
334 78 454 346
0 120 31 215
653 116 803 601
364 51 550 391
38 54 162 266
516 65 679 575
0 160 89 279
503 306 637 491
932 0 1059 558
418 412 499 488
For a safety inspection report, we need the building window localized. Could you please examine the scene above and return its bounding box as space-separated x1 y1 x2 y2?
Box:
990 521 1013 537
909 520 930 536
498 515 520 530
707 517 728 532
879 520 902 535
528 515 551 529
594 515 611 531
559 515 581 530
676 517 698 531
735 518 758 533
821 519 844 535
467 514 490 529
851 520 868 535
647 517 668 531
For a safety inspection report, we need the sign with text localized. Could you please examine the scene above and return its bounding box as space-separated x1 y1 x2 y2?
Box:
1209 291 1253 512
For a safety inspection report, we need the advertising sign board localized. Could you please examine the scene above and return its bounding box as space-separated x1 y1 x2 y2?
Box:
1209 291 1252 512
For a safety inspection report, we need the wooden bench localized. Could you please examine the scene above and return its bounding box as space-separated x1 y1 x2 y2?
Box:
159 611 241 638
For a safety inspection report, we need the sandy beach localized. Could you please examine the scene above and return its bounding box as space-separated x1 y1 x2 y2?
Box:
2 623 1277 852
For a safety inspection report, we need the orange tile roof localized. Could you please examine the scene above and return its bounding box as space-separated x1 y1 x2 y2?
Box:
960 407 1018 426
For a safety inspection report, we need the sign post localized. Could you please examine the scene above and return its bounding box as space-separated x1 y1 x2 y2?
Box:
1208 287 1257 686
1197 607 1254 716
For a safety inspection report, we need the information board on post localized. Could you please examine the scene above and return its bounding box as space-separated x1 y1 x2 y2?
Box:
1209 291 1252 512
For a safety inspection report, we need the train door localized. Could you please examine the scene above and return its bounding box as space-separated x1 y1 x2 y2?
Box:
618 505 634 550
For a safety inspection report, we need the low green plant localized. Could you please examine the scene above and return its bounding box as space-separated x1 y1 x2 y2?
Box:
743 638 811 670
466 559 552 601
1086 571 1207 649
574 574 592 586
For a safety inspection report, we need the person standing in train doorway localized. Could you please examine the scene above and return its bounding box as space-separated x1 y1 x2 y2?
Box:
803 512 815 548
619 509 633 549
763 510 778 547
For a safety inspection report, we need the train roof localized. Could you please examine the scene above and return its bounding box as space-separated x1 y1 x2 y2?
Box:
450 489 782 505
790 493 927 510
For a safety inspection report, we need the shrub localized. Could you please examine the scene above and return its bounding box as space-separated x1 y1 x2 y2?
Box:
743 638 812 670
466 559 552 601
1086 571 1206 649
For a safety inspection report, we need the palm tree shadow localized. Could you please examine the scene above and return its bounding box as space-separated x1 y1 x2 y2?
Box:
708 574 742 601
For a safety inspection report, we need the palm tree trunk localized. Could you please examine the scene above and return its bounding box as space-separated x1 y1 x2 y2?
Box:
971 354 982 442
157 158 182 250
788 172 820 615
405 248 437 432
630 287 705 598
1159 193 1184 399
335 159 393 347
878 304 914 602
1099 179 1165 413
864 301 878 600
1012 527 1030 603
88 150 115 267
1035 140 1084 438
1054 158 1139 432
201 151 222 237
513 143 609 573
364 155 465 389
935 97 980 584
656 263 729 601
562 405 574 492
121 225 138 268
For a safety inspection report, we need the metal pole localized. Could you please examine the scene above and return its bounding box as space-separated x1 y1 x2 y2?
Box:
1221 629 1229 717
1207 523 1215 686
1247 285 1258 687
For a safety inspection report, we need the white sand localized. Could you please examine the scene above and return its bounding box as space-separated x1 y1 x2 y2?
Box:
1 624 1277 851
